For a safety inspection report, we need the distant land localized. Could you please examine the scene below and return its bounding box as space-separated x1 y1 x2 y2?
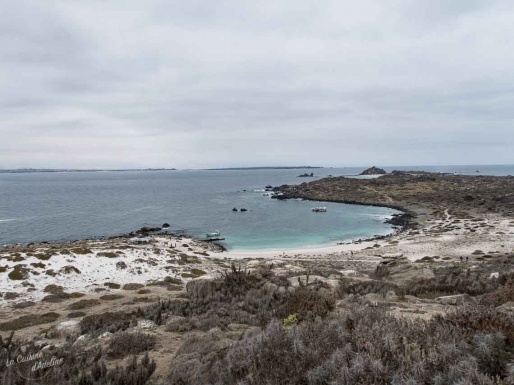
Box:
0 168 176 174
205 166 324 171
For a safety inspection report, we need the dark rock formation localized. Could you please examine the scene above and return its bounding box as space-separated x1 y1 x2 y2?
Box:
298 172 314 177
162 223 170 228
360 166 387 175
271 172 514 219
132 226 161 236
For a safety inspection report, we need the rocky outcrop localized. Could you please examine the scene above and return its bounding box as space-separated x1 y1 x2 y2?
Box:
360 166 386 175
271 172 514 218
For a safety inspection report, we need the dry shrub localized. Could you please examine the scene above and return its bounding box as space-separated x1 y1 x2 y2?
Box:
169 306 514 385
336 279 401 298
0 312 60 331
166 316 195 332
276 286 335 321
479 283 514 307
444 306 514 344
81 311 138 336
0 335 156 385
108 331 157 358
371 263 514 300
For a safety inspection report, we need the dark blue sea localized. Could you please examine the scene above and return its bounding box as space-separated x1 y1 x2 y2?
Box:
0 165 512 249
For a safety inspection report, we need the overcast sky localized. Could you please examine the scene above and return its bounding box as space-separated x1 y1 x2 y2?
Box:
1 0 513 169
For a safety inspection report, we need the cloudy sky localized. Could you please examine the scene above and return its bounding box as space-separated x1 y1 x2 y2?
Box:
1 0 513 169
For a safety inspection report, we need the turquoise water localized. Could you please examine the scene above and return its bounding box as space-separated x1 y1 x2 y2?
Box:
0 165 512 249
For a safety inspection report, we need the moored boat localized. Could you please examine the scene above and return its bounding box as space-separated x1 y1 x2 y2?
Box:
311 207 327 212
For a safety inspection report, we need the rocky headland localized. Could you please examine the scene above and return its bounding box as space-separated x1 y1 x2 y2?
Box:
273 171 514 219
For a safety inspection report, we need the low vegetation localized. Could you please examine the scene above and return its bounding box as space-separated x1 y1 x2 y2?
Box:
1 255 513 385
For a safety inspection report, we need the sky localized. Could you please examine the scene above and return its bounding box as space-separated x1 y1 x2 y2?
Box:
1 0 513 169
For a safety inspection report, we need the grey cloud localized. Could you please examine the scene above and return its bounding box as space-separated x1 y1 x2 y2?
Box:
0 0 513 169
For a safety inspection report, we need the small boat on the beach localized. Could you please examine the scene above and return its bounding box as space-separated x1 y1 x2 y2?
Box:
205 237 225 242
312 207 327 212
206 230 221 237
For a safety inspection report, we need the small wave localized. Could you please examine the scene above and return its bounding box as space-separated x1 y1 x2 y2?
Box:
0 218 16 223
253 189 265 192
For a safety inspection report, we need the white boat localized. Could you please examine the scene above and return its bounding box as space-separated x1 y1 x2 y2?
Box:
311 207 327 212
206 230 220 237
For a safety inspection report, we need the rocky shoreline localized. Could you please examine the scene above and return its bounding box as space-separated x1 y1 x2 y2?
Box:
1 226 226 254
272 170 514 222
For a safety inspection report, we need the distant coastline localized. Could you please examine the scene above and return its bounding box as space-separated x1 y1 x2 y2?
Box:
0 166 325 174
0 168 177 174
205 166 323 171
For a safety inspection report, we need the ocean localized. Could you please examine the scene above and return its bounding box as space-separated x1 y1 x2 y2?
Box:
0 165 512 249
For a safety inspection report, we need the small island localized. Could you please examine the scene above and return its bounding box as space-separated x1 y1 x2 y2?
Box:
298 172 314 177
359 166 387 175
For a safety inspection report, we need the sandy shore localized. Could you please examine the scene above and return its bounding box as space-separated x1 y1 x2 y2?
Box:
1 206 513 307
224 211 513 260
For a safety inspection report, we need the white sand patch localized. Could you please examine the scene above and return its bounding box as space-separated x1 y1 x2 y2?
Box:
0 236 221 306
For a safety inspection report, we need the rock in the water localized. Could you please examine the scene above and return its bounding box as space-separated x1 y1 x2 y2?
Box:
162 223 170 228
359 166 387 175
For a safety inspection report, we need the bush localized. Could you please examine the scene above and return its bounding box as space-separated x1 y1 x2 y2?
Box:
0 312 60 331
108 331 157 358
0 337 156 385
169 305 514 384
480 283 514 307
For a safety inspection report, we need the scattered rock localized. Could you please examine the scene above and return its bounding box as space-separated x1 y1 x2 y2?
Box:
436 294 476 306
98 332 113 339
56 320 81 337
72 334 91 347
137 320 158 330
